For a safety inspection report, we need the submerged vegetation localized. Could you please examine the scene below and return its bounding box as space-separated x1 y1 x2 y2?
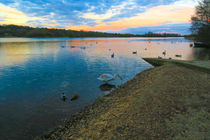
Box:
0 25 181 38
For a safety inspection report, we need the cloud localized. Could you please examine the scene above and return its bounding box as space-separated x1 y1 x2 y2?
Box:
69 0 195 32
81 0 139 23
173 0 198 7
1 0 179 28
116 23 192 35
0 0 197 34
0 3 42 25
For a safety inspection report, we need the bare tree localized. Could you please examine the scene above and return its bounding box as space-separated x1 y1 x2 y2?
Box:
191 0 210 45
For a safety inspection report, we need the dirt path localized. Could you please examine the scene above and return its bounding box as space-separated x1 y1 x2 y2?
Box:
37 63 210 140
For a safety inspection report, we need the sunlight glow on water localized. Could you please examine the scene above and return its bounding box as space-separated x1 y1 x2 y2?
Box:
0 37 209 139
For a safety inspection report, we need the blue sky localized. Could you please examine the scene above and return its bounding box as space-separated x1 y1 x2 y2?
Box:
0 0 197 34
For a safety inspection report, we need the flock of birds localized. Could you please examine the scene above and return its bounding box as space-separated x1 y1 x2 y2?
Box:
109 49 182 59
61 39 186 60
110 50 138 58
61 45 87 49
60 40 185 101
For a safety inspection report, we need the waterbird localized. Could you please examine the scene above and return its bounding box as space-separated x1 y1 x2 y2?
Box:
97 74 123 82
111 53 114 58
133 51 137 54
175 54 182 57
190 43 193 47
70 94 80 101
162 50 166 56
61 93 67 101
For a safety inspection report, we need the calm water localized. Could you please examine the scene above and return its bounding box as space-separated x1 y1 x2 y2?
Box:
0 37 209 140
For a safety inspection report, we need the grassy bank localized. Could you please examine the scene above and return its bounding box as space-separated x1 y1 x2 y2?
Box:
36 59 210 140
143 58 210 72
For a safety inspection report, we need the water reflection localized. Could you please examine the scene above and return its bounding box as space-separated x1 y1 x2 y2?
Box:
192 48 210 60
0 37 209 69
0 43 30 66
0 42 60 67
0 37 209 140
99 83 116 92
68 38 195 60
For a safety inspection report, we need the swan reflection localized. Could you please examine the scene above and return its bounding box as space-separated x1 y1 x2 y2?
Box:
99 83 116 92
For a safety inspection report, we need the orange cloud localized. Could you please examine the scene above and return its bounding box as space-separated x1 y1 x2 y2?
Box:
68 4 195 31
0 3 43 25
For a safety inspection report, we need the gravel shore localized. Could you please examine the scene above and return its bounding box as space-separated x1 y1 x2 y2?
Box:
36 60 210 140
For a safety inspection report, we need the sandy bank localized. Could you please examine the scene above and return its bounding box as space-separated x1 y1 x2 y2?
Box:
36 59 210 140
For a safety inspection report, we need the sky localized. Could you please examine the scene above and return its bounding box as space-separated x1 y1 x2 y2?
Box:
0 0 198 34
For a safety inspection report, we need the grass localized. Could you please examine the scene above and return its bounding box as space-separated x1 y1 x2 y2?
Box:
143 58 210 72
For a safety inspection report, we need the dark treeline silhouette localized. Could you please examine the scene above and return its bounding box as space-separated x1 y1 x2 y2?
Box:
0 25 182 38
143 31 181 37
191 0 210 47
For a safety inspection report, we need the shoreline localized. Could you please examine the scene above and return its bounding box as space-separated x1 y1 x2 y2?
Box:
36 58 210 140
143 58 210 72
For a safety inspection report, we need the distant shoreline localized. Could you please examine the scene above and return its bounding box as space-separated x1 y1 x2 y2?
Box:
0 36 185 38
0 37 187 44
0 25 183 38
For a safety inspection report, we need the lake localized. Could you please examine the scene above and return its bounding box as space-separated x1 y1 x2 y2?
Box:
0 37 209 140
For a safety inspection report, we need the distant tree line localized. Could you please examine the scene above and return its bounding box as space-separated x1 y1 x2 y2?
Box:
191 0 210 46
143 31 181 37
0 24 182 38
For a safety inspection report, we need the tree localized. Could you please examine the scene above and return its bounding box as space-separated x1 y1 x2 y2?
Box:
191 0 210 45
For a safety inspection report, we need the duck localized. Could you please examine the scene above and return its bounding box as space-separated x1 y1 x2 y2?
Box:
133 51 137 54
61 93 67 101
111 53 114 58
175 54 182 57
70 94 80 101
190 43 193 47
71 46 76 48
162 50 166 56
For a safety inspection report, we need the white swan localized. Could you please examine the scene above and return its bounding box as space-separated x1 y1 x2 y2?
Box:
97 74 122 82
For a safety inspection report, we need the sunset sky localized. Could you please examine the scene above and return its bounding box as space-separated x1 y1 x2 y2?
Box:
0 0 198 34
